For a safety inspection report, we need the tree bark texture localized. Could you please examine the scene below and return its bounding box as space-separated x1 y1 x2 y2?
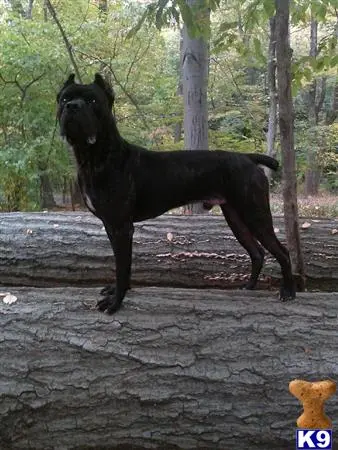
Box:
275 0 305 288
265 16 278 182
182 0 209 214
26 0 34 19
0 286 337 450
305 18 320 197
174 27 183 145
182 1 209 152
325 16 338 125
0 213 337 290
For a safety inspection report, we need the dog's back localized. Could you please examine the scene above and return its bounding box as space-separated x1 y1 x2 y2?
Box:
130 149 273 221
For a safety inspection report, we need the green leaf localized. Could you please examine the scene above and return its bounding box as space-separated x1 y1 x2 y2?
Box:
315 57 325 71
291 78 301 97
329 36 337 52
312 2 327 21
176 0 194 30
126 7 151 39
155 0 170 30
170 6 180 24
323 55 331 69
253 37 262 55
263 0 275 18
330 55 338 68
205 0 221 11
218 21 238 33
303 67 312 81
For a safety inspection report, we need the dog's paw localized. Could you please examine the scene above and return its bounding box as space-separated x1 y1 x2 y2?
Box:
100 285 115 296
242 280 256 290
97 295 121 314
279 286 296 302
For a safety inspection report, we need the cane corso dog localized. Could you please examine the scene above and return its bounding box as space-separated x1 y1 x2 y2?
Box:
57 73 296 314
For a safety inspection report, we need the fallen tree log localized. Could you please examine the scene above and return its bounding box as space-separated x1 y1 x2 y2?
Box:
0 287 337 450
0 212 337 290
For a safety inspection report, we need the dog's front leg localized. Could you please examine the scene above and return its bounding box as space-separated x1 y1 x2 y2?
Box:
97 222 134 314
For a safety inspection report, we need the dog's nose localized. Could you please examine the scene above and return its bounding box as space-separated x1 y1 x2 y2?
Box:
66 99 84 111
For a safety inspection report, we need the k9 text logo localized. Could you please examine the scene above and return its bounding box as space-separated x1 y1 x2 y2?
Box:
296 429 332 449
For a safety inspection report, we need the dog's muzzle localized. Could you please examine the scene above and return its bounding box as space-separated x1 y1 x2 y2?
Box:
65 98 85 112
60 99 97 145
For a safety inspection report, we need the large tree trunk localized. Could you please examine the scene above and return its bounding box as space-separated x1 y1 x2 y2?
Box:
182 1 209 151
0 213 337 290
182 0 209 214
0 286 337 450
275 0 305 290
265 15 278 182
304 18 320 197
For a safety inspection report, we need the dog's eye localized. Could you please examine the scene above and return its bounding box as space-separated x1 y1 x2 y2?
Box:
61 97 68 104
86 99 96 104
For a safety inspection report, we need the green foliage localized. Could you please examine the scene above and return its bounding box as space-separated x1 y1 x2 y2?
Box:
128 0 213 39
295 121 338 191
0 0 177 210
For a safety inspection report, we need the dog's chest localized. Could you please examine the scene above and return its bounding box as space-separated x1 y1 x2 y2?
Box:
83 192 96 213
79 175 98 214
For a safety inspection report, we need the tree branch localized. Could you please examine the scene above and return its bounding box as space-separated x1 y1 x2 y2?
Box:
45 0 82 82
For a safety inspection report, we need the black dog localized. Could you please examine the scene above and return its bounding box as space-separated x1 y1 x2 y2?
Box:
57 73 295 314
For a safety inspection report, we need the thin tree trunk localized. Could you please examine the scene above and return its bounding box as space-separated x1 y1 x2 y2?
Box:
182 0 209 214
43 0 48 21
0 286 337 450
325 16 338 125
39 171 56 209
9 0 25 16
0 213 337 291
174 122 182 142
265 16 278 181
275 0 305 290
326 80 338 124
70 179 84 210
98 0 107 15
174 27 183 144
315 76 326 121
305 18 320 196
25 0 34 19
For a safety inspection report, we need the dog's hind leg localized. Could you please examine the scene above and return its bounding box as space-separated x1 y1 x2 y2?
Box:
97 222 134 314
220 204 265 290
248 218 295 301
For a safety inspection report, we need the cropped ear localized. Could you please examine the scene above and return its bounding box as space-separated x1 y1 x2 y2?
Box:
57 74 76 102
65 73 76 85
94 73 115 108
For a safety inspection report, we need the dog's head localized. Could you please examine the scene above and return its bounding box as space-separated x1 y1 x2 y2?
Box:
57 73 115 146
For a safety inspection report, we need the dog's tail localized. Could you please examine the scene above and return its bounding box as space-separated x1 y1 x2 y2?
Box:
247 153 279 171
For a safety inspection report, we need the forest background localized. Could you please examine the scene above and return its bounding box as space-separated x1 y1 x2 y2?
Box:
0 0 337 216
